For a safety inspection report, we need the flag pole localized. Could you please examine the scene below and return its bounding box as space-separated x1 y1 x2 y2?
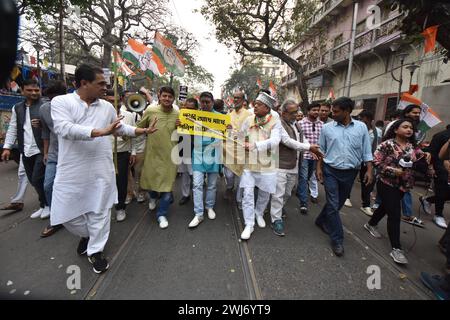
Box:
113 47 119 175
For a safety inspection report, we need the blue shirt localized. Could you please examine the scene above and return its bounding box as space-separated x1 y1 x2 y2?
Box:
191 110 222 173
319 119 373 170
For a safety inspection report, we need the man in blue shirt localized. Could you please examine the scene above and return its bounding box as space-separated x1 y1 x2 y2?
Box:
316 97 374 257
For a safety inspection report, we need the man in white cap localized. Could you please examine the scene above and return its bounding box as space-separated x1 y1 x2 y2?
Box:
239 91 282 240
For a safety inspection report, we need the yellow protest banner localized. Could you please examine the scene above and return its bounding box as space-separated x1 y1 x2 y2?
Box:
177 109 231 139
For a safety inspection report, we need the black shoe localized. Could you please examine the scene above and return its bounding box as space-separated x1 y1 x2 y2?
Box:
282 208 287 218
315 221 329 235
88 252 109 274
299 205 308 215
310 197 319 204
332 244 344 257
178 196 190 205
77 237 89 255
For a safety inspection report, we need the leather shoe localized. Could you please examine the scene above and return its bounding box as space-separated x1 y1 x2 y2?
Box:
332 244 344 257
178 196 190 205
1 202 23 212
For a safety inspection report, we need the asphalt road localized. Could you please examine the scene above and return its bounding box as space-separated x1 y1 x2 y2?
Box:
0 161 447 300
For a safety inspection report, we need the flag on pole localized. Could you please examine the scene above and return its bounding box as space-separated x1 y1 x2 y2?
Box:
408 84 419 95
256 78 262 89
152 32 187 77
421 25 439 54
269 81 277 98
112 50 135 77
122 38 166 79
398 93 441 133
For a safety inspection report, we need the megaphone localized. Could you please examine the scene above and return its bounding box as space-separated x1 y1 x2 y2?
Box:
125 93 147 113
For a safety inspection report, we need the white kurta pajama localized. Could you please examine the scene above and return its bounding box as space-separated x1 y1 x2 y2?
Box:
270 125 310 223
239 115 282 228
50 92 136 256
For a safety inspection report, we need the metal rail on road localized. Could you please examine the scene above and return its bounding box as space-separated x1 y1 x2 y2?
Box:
229 197 263 300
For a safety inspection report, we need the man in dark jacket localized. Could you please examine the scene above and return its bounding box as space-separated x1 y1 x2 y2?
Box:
1 79 48 219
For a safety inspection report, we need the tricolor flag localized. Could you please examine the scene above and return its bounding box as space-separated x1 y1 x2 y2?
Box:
269 81 277 98
153 32 187 77
112 50 135 77
421 25 439 54
256 78 262 89
122 38 166 79
398 93 441 133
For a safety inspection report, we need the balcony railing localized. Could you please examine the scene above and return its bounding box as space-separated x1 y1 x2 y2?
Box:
310 0 343 27
282 14 403 86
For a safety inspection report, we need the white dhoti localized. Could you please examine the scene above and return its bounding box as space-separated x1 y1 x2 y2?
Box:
63 208 111 256
240 170 277 228
270 171 298 223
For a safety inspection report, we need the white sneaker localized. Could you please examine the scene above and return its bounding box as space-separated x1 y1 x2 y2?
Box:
207 208 216 220
360 207 373 217
256 216 266 228
158 216 169 229
149 199 157 210
344 199 353 207
116 209 126 222
40 206 51 219
30 208 44 219
241 225 254 240
188 215 204 228
124 196 132 205
137 193 146 203
433 216 448 229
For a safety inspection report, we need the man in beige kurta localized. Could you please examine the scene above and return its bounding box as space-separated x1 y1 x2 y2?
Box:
137 86 179 229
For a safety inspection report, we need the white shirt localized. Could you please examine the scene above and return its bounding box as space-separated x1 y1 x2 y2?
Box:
4 105 40 157
110 106 136 154
24 107 41 157
50 92 136 225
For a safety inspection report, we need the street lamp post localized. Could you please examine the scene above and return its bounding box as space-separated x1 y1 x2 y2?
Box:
406 63 420 89
390 51 408 106
34 43 43 87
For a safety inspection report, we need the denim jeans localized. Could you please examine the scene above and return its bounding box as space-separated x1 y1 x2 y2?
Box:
43 160 57 208
149 191 172 219
297 159 317 206
315 164 358 246
193 171 219 216
401 191 412 217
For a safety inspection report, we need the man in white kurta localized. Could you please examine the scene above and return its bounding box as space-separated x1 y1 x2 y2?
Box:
239 92 281 240
50 64 154 274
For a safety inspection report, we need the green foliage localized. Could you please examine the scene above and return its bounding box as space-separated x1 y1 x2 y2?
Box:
223 63 282 102
386 0 450 57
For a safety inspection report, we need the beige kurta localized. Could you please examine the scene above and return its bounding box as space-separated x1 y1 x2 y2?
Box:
137 104 179 192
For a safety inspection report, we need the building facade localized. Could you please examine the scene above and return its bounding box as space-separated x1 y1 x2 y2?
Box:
281 0 450 137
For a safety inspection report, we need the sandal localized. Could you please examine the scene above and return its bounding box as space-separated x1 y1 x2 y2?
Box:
402 216 425 228
40 224 63 238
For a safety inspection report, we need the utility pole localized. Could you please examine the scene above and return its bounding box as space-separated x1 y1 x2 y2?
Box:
345 1 358 97
59 0 66 82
